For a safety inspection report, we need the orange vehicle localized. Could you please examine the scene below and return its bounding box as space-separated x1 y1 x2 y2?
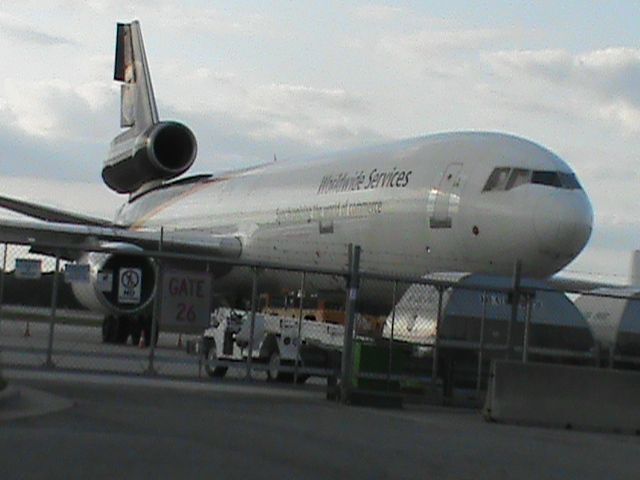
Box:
259 291 385 336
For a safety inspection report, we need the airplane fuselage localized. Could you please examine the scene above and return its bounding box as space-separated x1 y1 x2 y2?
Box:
114 131 593 309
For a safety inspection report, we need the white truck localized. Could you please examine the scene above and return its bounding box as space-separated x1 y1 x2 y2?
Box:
198 308 345 382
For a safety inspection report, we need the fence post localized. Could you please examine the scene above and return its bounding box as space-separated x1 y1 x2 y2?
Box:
476 290 487 396
431 286 444 390
147 227 164 376
387 280 398 387
340 244 361 403
506 260 522 360
593 342 600 368
522 292 533 363
44 252 60 369
294 271 306 384
245 267 259 380
200 261 213 378
0 244 7 334
609 343 615 369
0 244 7 380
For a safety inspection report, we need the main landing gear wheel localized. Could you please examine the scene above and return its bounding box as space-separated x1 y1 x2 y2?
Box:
203 340 228 378
102 316 129 344
116 320 129 343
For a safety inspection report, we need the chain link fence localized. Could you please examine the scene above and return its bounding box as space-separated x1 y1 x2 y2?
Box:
0 241 638 404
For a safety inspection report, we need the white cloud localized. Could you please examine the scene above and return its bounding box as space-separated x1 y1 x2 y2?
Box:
242 83 374 147
487 49 571 79
2 79 115 140
598 100 640 133
0 176 122 219
0 18 76 46
151 5 266 36
352 5 404 22
0 10 84 51
253 83 367 116
485 47 640 133
380 27 518 56
371 26 523 82
156 60 376 149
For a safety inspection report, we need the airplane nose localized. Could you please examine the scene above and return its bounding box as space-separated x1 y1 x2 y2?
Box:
533 189 593 257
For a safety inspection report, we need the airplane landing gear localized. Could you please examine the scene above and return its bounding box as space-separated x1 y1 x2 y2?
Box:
102 315 129 344
102 315 155 346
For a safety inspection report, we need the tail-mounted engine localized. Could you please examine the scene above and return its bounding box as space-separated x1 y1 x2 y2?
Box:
102 121 197 193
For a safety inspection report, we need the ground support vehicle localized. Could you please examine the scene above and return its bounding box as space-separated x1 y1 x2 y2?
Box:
194 308 345 382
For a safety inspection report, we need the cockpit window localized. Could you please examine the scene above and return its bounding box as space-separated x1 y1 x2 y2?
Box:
531 171 562 187
558 172 582 189
506 169 531 190
482 167 511 191
483 167 582 192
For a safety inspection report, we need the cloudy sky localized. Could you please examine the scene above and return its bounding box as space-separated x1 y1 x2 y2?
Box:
0 1 639 283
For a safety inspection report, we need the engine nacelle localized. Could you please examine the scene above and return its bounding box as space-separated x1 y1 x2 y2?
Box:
102 121 197 193
71 247 156 315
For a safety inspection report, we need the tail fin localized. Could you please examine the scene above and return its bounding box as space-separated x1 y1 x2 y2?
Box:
114 21 158 132
104 21 197 194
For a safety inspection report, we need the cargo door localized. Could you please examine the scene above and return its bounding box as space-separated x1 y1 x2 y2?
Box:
428 163 463 229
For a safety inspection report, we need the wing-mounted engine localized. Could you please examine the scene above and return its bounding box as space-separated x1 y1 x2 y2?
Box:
103 21 197 194
71 244 156 315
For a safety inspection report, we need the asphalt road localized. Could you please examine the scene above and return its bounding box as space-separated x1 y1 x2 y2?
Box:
0 317 247 379
0 316 330 382
1 372 639 480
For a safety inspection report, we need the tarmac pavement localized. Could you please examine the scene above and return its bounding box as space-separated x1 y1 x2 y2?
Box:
1 370 640 480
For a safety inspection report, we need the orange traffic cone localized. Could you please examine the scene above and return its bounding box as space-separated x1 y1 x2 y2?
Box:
177 334 183 349
23 321 31 337
138 331 146 348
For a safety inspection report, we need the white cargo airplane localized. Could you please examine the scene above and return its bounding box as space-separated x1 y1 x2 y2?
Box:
0 21 593 343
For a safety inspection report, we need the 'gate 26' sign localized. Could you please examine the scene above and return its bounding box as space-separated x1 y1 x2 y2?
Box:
161 270 211 328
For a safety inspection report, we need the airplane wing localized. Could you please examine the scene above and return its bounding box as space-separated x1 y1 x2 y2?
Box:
0 194 114 227
0 218 242 260
422 271 625 293
546 275 624 293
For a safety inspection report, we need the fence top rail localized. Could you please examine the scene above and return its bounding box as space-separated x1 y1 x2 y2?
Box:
5 240 637 300
15 240 522 293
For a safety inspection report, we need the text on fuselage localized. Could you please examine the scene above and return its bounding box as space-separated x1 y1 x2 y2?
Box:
317 167 412 195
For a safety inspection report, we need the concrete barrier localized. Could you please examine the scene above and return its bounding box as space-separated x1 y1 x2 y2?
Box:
483 360 640 434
